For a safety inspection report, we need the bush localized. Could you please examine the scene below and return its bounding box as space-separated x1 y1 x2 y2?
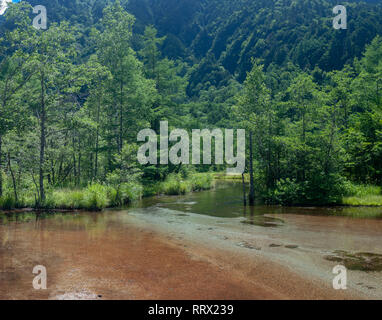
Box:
271 178 302 205
159 173 214 195
342 181 382 206
48 189 84 209
342 181 381 197
160 174 192 195
142 183 161 197
117 182 143 204
0 194 16 210
82 183 109 210
190 173 214 191
270 174 346 206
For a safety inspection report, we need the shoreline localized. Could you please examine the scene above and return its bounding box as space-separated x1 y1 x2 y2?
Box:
2 200 382 214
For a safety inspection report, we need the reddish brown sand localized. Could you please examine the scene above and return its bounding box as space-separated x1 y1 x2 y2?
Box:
0 214 359 300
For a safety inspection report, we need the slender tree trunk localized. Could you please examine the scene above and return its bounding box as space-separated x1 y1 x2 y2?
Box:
267 113 272 189
242 173 247 206
95 100 100 179
301 109 306 182
51 159 55 185
7 152 18 204
119 81 123 153
31 171 40 203
78 135 81 186
73 137 77 186
249 131 255 206
0 135 2 197
39 73 46 202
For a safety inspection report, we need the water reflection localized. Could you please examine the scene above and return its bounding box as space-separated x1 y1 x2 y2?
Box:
1 182 382 229
136 181 382 220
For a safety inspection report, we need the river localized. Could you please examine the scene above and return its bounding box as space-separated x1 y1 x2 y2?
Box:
0 182 381 299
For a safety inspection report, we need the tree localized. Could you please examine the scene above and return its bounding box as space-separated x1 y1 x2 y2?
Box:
27 22 77 202
236 60 271 205
0 2 35 197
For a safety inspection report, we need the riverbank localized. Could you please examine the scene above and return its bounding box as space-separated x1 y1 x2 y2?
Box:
214 173 382 207
0 173 215 211
1 172 382 212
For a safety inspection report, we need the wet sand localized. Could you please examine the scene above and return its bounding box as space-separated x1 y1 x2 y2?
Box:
1 207 379 300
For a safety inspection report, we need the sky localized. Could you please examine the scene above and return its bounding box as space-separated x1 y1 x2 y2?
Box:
0 0 21 16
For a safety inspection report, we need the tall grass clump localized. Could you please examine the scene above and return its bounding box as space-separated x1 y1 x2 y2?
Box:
342 182 382 206
109 182 143 206
0 194 16 210
159 173 214 195
47 189 85 209
190 173 215 191
160 174 192 195
82 183 109 210
43 183 109 210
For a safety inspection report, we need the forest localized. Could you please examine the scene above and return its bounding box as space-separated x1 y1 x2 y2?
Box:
0 0 382 209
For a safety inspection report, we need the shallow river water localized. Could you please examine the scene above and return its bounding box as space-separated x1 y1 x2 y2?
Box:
0 182 381 299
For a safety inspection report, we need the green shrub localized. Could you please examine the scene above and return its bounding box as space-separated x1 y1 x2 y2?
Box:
118 182 143 204
270 174 346 205
82 183 109 210
143 183 161 197
341 181 382 206
0 194 16 210
159 173 214 195
160 174 192 195
342 195 382 206
271 178 302 205
48 189 84 209
106 186 119 207
342 181 381 197
190 173 214 191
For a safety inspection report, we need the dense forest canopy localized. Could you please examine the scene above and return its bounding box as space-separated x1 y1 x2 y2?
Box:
0 0 381 209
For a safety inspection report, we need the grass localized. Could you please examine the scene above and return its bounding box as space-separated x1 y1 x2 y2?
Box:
214 172 248 181
0 182 143 211
0 173 214 211
145 173 215 196
342 195 382 206
342 183 382 206
0 194 16 210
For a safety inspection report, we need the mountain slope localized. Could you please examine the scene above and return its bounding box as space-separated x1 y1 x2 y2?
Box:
2 0 382 94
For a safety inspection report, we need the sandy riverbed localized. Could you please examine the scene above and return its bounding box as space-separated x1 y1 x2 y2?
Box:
0 206 381 299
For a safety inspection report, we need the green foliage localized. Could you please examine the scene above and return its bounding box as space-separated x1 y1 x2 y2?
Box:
0 0 382 209
343 182 381 198
160 174 193 195
154 173 215 196
82 183 109 210
270 178 302 206
0 194 16 210
342 195 382 207
270 174 346 206
190 173 215 191
342 182 382 206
